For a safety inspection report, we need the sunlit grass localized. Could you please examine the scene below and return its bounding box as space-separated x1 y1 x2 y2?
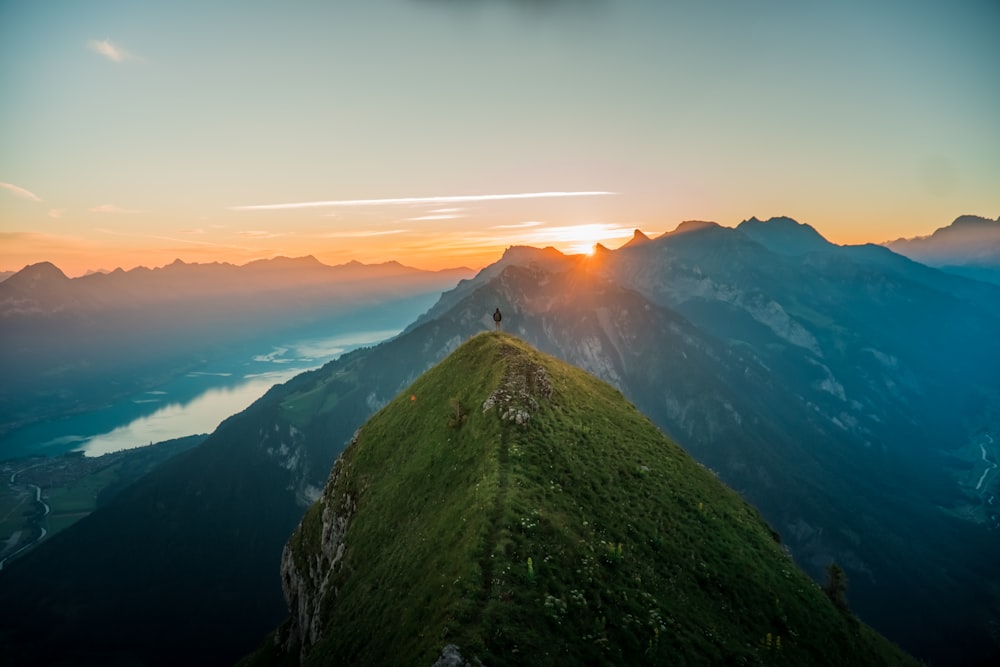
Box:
275 333 919 666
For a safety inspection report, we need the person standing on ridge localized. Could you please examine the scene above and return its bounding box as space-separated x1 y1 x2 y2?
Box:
493 307 502 332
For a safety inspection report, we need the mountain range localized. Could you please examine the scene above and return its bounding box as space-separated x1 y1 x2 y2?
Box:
885 214 1000 284
0 256 472 440
1 216 998 665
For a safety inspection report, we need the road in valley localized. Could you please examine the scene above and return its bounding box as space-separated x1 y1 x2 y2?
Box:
975 434 997 492
0 466 50 571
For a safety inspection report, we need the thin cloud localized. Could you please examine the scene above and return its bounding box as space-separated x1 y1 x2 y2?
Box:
0 182 42 202
230 191 615 211
237 230 287 239
319 229 411 239
148 235 254 250
404 214 461 221
48 208 66 219
492 220 542 229
87 38 139 63
90 204 141 214
415 0 606 16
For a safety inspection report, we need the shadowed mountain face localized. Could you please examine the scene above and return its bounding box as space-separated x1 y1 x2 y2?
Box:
1 219 998 665
0 256 472 440
885 215 1000 284
737 215 835 256
254 333 917 666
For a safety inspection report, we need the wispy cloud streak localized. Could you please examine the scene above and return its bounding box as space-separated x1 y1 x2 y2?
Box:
87 38 137 62
238 230 288 239
404 214 461 221
492 220 542 229
90 204 142 214
230 191 615 211
319 229 410 238
148 235 254 250
0 182 42 202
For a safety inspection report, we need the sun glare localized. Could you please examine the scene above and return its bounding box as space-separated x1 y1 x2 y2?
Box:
569 242 598 256
527 223 633 257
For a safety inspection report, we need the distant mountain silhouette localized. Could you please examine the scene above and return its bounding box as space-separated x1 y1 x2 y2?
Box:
661 219 720 237
0 256 470 314
0 257 473 439
621 228 651 248
885 215 1000 284
737 215 836 255
1 261 70 292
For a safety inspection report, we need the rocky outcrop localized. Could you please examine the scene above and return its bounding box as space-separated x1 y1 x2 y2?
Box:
481 341 553 425
278 449 358 661
432 644 483 667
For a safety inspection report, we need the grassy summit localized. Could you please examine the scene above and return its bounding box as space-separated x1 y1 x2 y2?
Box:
259 333 917 666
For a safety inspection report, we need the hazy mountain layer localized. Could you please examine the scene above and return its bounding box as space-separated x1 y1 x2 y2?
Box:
885 215 1000 284
0 256 472 440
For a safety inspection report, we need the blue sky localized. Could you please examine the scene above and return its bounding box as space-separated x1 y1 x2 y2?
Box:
1 0 998 273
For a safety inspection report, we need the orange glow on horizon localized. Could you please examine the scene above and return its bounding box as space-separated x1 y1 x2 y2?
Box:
0 206 979 278
0 219 652 277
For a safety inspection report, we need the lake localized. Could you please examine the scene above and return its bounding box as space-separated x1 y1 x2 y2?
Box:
0 328 399 460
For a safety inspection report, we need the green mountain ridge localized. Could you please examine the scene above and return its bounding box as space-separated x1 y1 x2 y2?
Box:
251 333 917 666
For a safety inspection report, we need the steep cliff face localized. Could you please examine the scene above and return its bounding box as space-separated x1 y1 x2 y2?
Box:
256 333 918 666
279 454 357 660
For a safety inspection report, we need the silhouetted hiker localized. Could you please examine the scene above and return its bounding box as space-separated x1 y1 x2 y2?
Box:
493 308 502 332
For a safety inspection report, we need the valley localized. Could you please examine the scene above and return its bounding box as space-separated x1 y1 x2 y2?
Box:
0 314 431 570
945 432 1000 530
0 257 473 441
0 325 401 461
0 436 204 570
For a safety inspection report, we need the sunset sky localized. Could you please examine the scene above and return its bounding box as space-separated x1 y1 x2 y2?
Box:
2 0 998 276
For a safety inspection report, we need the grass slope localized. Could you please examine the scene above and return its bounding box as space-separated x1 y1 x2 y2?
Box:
274 333 918 666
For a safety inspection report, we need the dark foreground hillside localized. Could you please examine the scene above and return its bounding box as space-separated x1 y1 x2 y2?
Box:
248 333 917 666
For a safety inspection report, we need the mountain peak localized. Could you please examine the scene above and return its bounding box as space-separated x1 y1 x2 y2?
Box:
737 216 833 255
950 214 998 229
4 261 70 288
500 244 566 261
621 229 651 248
496 245 572 272
248 255 324 270
667 220 721 237
884 215 1000 276
266 333 918 666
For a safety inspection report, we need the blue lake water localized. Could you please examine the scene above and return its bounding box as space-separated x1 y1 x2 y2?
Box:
0 328 399 460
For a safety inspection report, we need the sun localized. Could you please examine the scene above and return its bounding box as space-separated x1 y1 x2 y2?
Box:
555 224 619 256
516 222 634 258
568 241 598 256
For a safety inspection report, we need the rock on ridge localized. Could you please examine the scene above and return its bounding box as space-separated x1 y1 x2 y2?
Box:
481 340 553 425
